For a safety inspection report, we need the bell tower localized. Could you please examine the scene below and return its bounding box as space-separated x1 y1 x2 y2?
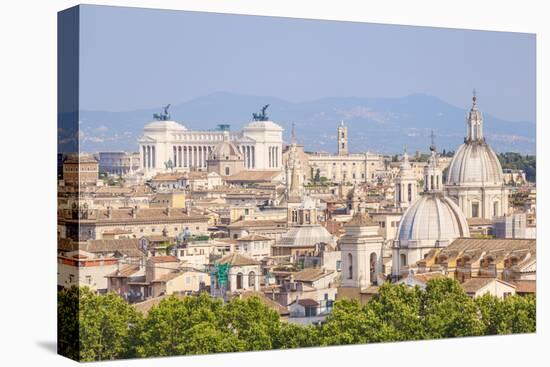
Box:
337 121 348 156
395 149 418 209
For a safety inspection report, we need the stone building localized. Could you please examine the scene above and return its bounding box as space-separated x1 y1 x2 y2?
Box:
99 151 140 175
62 154 99 186
138 108 283 177
281 122 385 186
58 205 210 243
337 120 348 156
416 237 536 289
394 151 418 209
213 253 262 293
338 210 384 304
206 131 245 177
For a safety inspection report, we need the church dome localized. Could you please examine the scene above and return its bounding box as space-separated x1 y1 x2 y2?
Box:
446 141 503 186
209 132 242 160
446 93 504 187
278 224 336 248
397 193 470 248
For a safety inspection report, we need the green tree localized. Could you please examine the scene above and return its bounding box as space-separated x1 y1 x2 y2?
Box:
134 293 225 357
220 296 281 351
365 283 426 342
422 278 484 338
58 286 141 362
274 323 320 349
476 294 536 335
179 322 242 354
57 286 82 360
320 298 372 345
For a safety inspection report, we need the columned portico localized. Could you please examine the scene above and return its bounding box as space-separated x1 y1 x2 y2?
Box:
138 109 283 177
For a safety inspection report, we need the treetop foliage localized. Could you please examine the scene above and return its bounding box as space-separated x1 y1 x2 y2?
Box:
58 278 535 362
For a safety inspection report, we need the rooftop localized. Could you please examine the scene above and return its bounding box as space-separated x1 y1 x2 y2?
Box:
218 253 260 266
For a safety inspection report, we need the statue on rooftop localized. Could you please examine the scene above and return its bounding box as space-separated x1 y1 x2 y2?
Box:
153 104 171 121
252 104 270 121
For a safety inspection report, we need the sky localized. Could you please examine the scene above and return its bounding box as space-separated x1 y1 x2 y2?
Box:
79 5 536 122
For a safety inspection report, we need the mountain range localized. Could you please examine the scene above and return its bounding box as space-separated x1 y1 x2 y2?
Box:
78 92 536 155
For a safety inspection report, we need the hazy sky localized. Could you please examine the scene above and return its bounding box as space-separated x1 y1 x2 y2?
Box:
79 5 535 122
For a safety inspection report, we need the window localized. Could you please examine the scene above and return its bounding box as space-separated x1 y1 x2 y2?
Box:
493 201 499 217
248 271 256 288
225 167 230 175
236 273 243 289
472 202 480 218
347 253 353 279
400 254 407 266
85 275 92 284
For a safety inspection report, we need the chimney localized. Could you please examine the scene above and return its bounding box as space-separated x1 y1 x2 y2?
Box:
116 261 121 276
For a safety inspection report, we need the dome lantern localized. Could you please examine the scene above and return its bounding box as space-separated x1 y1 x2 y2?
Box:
466 89 484 142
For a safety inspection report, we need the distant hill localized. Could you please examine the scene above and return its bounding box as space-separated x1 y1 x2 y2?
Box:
78 92 536 154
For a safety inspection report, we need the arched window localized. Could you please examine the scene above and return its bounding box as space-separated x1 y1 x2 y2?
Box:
370 252 377 285
248 271 255 288
225 167 230 176
236 273 243 289
347 253 353 279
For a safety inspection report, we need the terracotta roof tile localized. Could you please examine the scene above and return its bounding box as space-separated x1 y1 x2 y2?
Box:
225 170 280 182
218 253 260 266
511 280 536 294
149 255 179 263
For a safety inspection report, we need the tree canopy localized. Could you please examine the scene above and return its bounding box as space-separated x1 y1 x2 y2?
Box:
58 278 536 362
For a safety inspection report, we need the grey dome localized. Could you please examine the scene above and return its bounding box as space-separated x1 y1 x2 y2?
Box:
278 224 335 248
397 193 470 248
446 141 503 186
